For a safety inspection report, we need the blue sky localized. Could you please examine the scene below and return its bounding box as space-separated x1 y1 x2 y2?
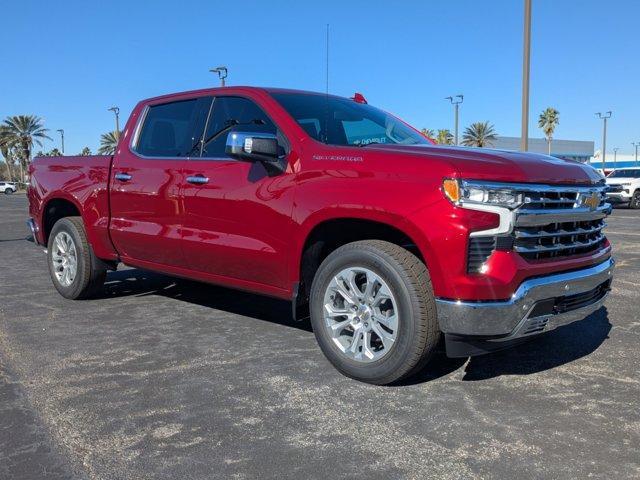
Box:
1 0 638 155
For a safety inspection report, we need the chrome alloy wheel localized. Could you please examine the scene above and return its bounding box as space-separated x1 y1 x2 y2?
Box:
51 231 78 287
323 267 398 363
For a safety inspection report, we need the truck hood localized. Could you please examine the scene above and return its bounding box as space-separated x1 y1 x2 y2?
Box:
364 144 604 185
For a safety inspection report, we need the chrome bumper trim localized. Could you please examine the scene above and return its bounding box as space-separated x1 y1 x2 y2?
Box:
436 258 614 338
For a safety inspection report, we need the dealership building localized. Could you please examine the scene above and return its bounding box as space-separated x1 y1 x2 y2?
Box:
490 136 594 163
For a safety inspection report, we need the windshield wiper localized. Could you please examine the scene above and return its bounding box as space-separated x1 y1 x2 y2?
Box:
356 141 381 147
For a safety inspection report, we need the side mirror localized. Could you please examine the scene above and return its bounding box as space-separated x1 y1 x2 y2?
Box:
225 131 283 164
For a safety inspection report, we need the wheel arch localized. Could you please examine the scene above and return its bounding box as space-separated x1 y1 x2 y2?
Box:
292 213 437 317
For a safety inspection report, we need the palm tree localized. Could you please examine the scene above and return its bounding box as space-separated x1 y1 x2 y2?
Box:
436 129 454 145
538 107 559 155
0 128 14 181
79 146 92 156
462 122 497 148
420 128 435 141
98 130 122 155
0 115 51 164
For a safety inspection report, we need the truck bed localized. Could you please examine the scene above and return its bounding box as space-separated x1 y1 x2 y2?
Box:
28 155 116 259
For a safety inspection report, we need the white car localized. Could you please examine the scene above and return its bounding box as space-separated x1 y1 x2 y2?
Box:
0 181 17 194
605 168 640 208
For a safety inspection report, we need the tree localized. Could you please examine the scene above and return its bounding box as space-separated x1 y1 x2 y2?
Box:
98 130 122 155
79 146 92 156
538 107 559 155
462 122 497 148
420 128 435 140
435 129 454 145
0 116 51 183
46 148 63 157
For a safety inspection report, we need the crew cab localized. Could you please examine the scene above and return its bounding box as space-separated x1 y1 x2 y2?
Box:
27 87 614 384
605 167 640 208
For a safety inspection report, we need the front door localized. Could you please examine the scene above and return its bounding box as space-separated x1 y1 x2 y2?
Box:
109 96 211 268
180 95 295 292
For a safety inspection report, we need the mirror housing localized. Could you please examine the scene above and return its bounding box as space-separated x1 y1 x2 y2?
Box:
225 131 283 165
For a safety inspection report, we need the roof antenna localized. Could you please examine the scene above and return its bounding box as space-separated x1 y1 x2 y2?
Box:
323 24 330 144
325 24 329 95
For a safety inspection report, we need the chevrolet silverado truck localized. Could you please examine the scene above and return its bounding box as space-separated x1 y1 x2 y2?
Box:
27 87 614 384
605 167 640 208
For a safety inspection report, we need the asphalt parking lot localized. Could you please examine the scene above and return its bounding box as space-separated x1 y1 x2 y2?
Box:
1 194 639 480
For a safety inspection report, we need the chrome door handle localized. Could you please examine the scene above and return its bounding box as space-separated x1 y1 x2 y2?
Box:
115 173 132 182
186 175 209 185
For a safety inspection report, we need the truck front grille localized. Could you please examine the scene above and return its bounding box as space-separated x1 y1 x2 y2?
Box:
463 183 611 273
514 219 607 260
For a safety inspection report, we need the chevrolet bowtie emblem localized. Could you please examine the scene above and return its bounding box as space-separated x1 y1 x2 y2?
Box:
581 192 600 211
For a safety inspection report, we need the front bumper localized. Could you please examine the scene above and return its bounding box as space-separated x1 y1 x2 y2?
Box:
436 258 614 356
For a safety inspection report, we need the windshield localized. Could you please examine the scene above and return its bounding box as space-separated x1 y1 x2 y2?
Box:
608 169 640 178
270 92 429 147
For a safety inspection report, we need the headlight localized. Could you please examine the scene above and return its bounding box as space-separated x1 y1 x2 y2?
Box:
442 179 524 209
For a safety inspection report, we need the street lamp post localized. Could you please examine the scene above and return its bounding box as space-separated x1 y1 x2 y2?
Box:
56 129 65 155
595 112 612 167
633 142 640 166
520 0 532 152
445 95 463 145
209 66 228 87
108 107 120 140
613 147 619 172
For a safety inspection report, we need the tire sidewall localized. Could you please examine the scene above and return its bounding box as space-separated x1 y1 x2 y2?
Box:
632 191 640 209
47 218 88 299
310 247 421 383
5 189 13 195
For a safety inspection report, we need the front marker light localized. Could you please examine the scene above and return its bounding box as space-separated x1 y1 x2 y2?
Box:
442 179 460 203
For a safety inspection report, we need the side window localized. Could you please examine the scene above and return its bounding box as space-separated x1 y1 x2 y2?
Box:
135 98 211 157
200 97 277 158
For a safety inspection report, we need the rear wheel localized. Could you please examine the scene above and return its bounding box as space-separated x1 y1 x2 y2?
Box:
310 240 439 385
4 188 14 195
47 217 106 299
630 190 640 209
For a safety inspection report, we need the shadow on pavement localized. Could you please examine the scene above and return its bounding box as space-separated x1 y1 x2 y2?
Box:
461 307 611 381
100 267 312 332
99 269 612 384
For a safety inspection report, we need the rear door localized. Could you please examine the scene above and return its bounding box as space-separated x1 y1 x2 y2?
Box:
180 95 295 292
109 96 211 267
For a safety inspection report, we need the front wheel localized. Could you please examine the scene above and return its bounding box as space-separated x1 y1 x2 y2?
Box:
47 217 107 299
310 240 439 385
630 190 640 209
4 188 14 195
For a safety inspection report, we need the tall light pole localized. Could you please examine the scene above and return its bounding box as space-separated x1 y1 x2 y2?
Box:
56 129 65 155
209 66 228 87
613 147 619 172
595 112 611 167
108 107 120 140
633 142 640 166
520 0 532 152
445 95 463 145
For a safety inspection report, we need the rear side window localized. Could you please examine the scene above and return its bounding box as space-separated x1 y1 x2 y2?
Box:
200 97 277 158
135 98 211 157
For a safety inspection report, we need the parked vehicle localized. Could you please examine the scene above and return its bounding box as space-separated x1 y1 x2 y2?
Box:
605 167 640 208
27 87 614 384
0 181 17 194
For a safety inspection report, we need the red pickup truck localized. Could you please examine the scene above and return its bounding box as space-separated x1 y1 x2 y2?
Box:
27 87 614 384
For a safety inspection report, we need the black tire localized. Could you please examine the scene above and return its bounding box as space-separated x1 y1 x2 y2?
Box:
4 188 14 195
310 240 439 385
47 217 107 299
630 190 640 209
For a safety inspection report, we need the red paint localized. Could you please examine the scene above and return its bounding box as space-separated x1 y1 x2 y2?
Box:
28 87 609 303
